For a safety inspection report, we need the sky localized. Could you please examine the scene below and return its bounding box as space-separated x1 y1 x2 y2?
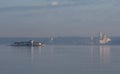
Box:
0 0 120 37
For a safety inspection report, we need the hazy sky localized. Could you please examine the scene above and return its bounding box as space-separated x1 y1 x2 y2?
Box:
0 0 120 37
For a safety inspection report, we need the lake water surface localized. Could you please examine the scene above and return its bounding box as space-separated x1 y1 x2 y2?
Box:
0 45 120 74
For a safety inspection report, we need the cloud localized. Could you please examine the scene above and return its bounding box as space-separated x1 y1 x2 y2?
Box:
0 0 120 37
0 0 119 13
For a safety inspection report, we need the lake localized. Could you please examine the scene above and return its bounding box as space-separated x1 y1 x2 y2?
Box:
0 45 120 74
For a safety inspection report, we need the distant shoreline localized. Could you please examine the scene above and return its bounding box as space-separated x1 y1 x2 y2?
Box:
0 37 120 45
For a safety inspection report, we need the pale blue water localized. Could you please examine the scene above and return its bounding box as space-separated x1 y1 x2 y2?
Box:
0 44 120 74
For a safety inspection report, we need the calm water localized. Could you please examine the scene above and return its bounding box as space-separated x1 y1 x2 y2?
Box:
0 45 120 74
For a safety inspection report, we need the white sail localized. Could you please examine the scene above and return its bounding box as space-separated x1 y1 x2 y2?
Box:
99 32 111 44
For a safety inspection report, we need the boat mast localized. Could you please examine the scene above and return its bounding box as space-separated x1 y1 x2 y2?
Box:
99 32 103 40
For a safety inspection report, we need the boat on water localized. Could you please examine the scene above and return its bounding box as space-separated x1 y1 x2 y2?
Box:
11 40 45 46
99 32 111 44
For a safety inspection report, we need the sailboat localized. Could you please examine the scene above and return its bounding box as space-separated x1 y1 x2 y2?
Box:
99 32 111 44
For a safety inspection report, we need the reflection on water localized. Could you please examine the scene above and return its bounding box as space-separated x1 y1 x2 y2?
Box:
9 46 43 62
99 45 110 64
30 45 111 65
30 45 56 63
90 45 111 64
10 45 111 65
1 45 120 74
30 46 42 62
90 45 94 64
